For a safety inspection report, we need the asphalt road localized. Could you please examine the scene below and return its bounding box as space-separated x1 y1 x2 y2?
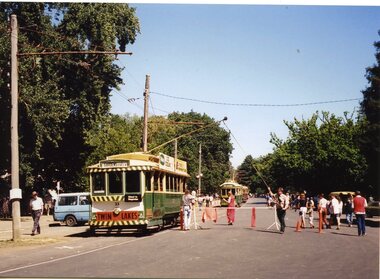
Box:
0 198 378 279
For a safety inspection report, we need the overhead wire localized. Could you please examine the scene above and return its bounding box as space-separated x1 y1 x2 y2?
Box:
222 121 272 190
151 91 362 107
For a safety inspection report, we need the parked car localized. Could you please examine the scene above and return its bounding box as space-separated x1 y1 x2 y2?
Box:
366 201 380 218
53 192 91 226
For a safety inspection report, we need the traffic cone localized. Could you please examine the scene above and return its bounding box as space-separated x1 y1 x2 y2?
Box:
295 220 302 232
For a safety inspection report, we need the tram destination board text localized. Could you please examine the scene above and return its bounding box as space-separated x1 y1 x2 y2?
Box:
96 211 139 221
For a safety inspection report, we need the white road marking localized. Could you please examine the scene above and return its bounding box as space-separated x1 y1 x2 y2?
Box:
0 230 170 275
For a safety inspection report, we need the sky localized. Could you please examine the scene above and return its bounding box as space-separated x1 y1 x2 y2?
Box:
110 4 380 167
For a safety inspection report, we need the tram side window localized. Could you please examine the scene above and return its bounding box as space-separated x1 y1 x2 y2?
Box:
168 176 173 192
92 173 105 194
145 172 152 191
159 173 164 191
109 172 123 194
125 171 140 193
174 177 179 192
153 172 159 191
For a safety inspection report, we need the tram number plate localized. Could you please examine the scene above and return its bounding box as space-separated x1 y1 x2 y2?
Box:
96 211 139 221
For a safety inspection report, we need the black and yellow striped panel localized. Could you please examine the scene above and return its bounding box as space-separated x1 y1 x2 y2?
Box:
91 195 125 202
87 166 152 173
89 220 148 226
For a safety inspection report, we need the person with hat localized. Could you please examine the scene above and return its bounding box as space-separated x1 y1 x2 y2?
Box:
29 191 44 236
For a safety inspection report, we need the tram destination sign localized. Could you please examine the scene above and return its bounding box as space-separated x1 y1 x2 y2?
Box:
100 161 130 168
96 211 139 221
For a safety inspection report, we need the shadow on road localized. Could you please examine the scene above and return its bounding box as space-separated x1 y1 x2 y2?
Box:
249 228 283 234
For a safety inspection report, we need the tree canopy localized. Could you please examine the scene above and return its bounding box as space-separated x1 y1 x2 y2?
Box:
0 3 140 193
359 34 380 197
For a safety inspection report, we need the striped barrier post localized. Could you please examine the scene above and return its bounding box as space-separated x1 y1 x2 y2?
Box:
251 207 256 227
180 207 184 231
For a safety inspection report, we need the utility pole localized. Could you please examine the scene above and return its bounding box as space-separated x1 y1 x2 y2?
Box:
10 14 21 241
142 75 150 152
198 143 202 195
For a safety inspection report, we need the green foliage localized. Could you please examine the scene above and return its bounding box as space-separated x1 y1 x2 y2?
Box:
359 33 380 197
0 3 140 192
276 112 366 194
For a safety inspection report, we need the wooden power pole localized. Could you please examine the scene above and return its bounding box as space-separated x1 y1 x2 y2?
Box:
142 75 150 152
10 14 21 241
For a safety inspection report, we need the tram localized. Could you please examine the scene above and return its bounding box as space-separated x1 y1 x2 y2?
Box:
87 152 189 232
219 180 244 207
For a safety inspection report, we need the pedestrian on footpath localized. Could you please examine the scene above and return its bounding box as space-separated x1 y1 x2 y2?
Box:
29 191 44 236
223 191 236 225
1 197 10 219
353 191 368 236
268 187 289 233
182 190 193 231
318 193 329 229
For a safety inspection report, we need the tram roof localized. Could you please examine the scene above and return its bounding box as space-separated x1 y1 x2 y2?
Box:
220 180 245 188
86 152 190 177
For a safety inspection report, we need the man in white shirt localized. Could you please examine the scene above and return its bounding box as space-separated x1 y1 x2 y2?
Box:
330 195 339 229
29 191 44 236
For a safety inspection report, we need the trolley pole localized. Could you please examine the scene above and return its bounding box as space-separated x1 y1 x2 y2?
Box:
142 75 150 152
10 14 21 241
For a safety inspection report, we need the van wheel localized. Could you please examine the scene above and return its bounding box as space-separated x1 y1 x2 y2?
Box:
65 215 77 227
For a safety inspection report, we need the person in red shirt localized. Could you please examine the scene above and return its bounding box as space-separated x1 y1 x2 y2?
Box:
353 191 368 236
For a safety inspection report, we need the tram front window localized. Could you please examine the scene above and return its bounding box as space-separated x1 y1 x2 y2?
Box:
125 171 140 193
92 173 105 194
109 172 123 194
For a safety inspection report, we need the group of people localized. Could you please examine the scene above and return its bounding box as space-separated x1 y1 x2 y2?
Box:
182 190 234 230
318 191 368 236
267 188 370 236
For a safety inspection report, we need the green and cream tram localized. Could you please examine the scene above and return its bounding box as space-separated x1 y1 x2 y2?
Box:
87 152 189 232
219 180 244 207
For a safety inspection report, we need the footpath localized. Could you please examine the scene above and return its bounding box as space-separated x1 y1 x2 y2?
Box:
0 215 87 247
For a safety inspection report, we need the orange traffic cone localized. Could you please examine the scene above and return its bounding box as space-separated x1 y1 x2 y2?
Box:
295 220 302 232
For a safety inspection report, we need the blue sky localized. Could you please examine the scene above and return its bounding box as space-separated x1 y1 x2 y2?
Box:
110 4 380 167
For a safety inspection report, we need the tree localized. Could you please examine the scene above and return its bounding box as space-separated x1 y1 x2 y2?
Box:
143 111 233 194
359 33 380 197
0 3 140 193
268 111 367 195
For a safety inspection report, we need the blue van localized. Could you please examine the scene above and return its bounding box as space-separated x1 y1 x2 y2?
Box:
53 192 91 226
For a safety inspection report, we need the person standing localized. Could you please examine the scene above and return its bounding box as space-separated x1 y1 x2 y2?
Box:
268 187 289 233
1 197 10 218
330 195 339 229
353 191 368 236
318 193 329 229
29 191 44 236
345 194 354 227
336 196 343 230
306 197 315 228
182 190 193 231
298 193 307 228
223 191 236 225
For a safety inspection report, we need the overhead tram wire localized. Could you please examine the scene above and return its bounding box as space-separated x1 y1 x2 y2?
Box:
222 121 272 190
150 91 362 107
147 117 228 154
